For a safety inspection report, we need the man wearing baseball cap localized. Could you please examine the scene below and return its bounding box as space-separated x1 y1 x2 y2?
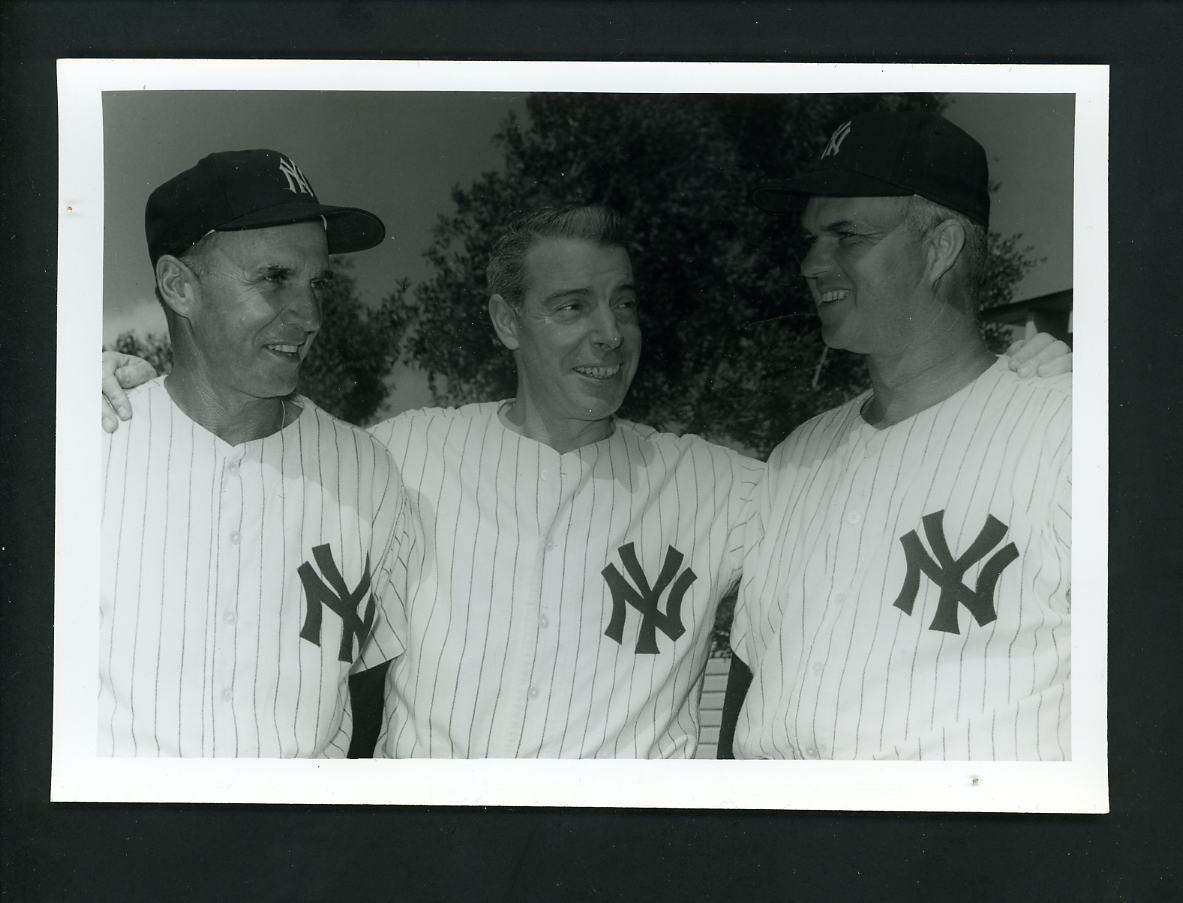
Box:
99 150 413 756
721 112 1072 760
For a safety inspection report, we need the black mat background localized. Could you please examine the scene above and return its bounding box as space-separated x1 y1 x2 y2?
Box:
2 3 1179 900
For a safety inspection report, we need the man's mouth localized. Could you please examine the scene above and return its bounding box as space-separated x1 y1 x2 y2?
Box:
816 289 850 307
573 364 622 380
264 342 303 359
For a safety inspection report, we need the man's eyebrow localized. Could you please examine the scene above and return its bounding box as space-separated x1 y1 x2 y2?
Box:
817 218 858 232
542 287 591 304
543 281 636 303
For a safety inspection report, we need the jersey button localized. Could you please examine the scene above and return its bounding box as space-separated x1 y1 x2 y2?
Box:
228 461 240 476
812 662 824 675
539 615 549 628
221 688 233 701
846 511 863 525
223 611 236 624
229 531 241 545
528 686 539 699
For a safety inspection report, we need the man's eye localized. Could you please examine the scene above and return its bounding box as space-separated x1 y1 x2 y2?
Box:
615 297 639 311
311 277 333 293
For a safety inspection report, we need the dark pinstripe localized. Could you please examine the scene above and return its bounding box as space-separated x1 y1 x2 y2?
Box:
99 377 409 757
366 401 762 758
733 359 1072 760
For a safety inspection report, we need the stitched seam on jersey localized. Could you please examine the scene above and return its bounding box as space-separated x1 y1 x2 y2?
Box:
425 415 470 756
127 391 152 755
482 430 522 758
150 397 172 755
272 424 287 754
931 375 997 750
463 414 503 757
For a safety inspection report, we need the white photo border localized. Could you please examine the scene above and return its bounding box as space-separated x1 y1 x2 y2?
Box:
54 59 1109 812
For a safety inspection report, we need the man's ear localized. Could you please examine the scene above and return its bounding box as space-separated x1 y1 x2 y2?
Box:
924 218 966 288
488 293 521 351
154 255 199 319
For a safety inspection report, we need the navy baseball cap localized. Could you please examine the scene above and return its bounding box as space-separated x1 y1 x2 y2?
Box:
145 149 386 264
751 111 990 226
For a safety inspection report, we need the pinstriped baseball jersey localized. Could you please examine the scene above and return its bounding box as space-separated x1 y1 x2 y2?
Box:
363 402 763 758
732 358 1071 760
99 377 410 757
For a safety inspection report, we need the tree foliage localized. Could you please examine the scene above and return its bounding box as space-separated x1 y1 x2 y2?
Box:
295 264 411 425
403 92 1038 457
111 329 173 376
106 262 409 426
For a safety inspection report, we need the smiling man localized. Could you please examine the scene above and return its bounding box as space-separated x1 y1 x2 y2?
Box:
722 113 1073 760
103 198 1070 760
360 206 764 757
100 150 410 757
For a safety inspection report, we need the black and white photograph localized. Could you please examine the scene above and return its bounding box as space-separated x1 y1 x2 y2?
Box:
54 60 1107 812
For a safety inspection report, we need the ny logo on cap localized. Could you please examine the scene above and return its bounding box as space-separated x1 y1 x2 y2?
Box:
277 156 314 197
821 121 853 159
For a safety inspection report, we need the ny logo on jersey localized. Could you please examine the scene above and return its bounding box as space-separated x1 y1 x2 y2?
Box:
892 510 1019 634
298 544 375 662
602 542 696 654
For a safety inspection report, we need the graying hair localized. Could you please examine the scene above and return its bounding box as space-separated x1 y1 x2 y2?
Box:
486 204 630 306
905 195 987 308
154 229 222 309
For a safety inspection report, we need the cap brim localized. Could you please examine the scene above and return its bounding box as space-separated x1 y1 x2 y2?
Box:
216 200 386 254
752 169 915 213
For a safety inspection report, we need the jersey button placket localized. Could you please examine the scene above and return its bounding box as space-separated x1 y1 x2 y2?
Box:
216 448 245 729
497 457 558 757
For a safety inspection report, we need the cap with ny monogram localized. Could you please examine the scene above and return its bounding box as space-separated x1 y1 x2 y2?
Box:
751 111 990 226
145 148 386 264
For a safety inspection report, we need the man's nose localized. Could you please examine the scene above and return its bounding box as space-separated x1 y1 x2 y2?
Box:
284 283 322 331
800 239 832 280
591 305 622 349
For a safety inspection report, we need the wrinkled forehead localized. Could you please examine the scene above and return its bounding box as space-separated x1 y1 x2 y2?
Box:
522 236 634 291
800 195 911 232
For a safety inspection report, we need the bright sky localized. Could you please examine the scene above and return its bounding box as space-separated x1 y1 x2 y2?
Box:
102 90 1074 412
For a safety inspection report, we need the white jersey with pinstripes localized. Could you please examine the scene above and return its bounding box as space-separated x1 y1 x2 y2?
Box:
99 377 410 757
731 357 1071 760
363 402 763 758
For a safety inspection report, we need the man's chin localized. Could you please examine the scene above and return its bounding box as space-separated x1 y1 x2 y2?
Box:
578 396 626 422
819 326 857 354
254 376 301 400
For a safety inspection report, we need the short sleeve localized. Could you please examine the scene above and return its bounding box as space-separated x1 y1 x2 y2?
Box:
724 452 766 593
729 461 770 666
352 466 412 674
